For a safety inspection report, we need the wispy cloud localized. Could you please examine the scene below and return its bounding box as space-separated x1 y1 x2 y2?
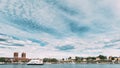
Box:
0 0 120 58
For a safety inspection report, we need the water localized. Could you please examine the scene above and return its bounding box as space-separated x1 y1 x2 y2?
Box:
0 64 120 68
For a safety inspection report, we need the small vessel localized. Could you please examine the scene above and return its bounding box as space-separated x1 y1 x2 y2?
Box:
0 62 5 65
27 59 44 65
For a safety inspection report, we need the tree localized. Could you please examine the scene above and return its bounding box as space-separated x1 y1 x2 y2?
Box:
62 58 65 61
51 58 58 62
98 55 107 60
43 58 49 62
0 57 5 62
111 57 115 60
43 58 58 63
68 57 72 60
87 57 96 61
75 56 80 61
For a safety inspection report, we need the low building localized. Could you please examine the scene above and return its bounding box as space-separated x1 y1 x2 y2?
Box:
96 57 100 61
118 57 120 61
114 57 118 61
83 58 87 62
109 56 112 60
13 52 30 62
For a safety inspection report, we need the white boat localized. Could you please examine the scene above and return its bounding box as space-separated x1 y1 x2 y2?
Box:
27 59 44 65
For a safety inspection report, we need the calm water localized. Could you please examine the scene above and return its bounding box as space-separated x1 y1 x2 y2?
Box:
0 64 120 68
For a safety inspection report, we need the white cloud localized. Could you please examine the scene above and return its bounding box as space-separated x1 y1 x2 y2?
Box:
0 0 120 58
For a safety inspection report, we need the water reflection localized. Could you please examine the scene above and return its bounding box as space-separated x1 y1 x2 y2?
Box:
0 64 120 68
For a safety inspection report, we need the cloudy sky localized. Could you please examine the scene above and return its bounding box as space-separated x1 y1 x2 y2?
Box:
0 0 120 58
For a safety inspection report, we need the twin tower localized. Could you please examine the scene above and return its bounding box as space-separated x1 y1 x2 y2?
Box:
13 52 27 62
14 52 26 58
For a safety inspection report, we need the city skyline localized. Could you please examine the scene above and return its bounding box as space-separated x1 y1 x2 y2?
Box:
0 0 120 58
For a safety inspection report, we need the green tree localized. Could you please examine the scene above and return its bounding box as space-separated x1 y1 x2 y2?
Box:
75 56 80 61
43 58 58 62
68 57 72 60
43 58 50 62
98 55 107 60
87 57 96 60
111 57 115 60
62 58 65 61
51 58 58 62
0 57 5 62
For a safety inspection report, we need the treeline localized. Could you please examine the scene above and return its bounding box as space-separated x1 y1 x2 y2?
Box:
42 55 107 63
74 55 107 63
75 55 107 61
43 58 58 63
0 57 11 63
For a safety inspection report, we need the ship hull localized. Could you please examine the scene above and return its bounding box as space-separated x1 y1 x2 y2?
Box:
27 64 44 65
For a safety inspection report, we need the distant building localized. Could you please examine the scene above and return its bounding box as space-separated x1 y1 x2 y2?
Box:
83 58 87 62
118 57 120 61
13 52 29 62
13 52 19 62
109 56 112 60
114 57 118 61
21 52 28 62
21 52 26 58
109 56 119 61
96 57 100 61
14 52 18 58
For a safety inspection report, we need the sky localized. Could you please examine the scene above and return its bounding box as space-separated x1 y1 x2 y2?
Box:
0 0 120 58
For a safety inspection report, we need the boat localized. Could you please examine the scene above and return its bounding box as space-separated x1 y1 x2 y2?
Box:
27 59 44 65
0 62 5 65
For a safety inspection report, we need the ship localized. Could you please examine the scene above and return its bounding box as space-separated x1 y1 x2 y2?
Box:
27 59 44 65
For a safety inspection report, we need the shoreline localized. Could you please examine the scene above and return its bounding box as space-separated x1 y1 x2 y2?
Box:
0 62 120 65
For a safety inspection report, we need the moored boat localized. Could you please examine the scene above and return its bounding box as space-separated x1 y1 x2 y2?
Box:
27 59 44 65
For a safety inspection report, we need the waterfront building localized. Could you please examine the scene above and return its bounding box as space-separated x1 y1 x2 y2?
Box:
109 56 112 60
83 58 87 62
13 52 19 62
21 52 28 62
118 57 120 61
114 57 118 61
96 57 100 61
14 52 18 58
13 52 29 62
21 52 26 58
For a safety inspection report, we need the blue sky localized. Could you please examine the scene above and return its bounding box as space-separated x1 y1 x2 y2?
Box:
0 0 120 58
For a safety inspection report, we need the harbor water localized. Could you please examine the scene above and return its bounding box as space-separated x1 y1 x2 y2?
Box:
0 64 120 68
